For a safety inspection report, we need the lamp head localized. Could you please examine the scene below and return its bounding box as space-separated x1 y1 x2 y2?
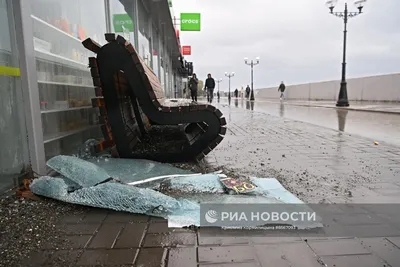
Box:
354 0 366 13
244 57 248 63
326 0 337 12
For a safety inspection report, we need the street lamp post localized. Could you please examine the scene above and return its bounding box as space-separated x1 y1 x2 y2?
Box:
244 57 260 101
216 78 223 101
225 72 235 101
326 0 366 107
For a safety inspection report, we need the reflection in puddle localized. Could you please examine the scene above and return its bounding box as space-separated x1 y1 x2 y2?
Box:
234 98 239 107
279 102 285 117
336 109 348 132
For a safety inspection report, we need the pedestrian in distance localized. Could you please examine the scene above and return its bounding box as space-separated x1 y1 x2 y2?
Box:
188 73 199 102
234 88 238 98
245 85 251 99
204 73 216 103
278 81 286 100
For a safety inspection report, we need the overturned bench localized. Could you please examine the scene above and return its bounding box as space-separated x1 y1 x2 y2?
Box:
82 34 226 162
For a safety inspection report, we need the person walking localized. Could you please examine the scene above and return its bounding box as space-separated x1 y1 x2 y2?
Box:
204 73 216 103
245 85 250 99
278 81 286 100
189 74 199 102
234 88 238 98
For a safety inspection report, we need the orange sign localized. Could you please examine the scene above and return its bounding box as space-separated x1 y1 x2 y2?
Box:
182 46 191 55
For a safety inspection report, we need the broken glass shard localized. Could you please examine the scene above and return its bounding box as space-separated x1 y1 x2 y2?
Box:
47 155 110 187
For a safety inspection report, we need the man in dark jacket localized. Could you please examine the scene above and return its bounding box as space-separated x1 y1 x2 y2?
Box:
204 73 216 103
245 85 250 99
188 73 199 102
278 81 286 100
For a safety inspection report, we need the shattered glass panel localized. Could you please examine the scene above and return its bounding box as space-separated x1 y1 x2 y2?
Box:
87 158 193 183
34 156 321 228
47 155 110 187
30 176 198 217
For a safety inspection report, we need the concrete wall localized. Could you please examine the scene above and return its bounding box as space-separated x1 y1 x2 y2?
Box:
255 73 400 102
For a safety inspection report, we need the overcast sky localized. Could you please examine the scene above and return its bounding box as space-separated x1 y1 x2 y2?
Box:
172 0 400 90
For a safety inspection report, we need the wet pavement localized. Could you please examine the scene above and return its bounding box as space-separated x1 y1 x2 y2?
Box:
217 97 400 147
13 100 400 266
257 99 400 114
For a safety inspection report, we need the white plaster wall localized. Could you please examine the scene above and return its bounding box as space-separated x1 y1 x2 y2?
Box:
256 73 400 101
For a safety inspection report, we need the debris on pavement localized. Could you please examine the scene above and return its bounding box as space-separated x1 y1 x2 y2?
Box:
28 155 322 229
374 141 380 145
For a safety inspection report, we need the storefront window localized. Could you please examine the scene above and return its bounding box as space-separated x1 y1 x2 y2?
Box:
0 0 30 191
109 0 134 43
30 0 106 159
152 25 159 78
137 0 151 67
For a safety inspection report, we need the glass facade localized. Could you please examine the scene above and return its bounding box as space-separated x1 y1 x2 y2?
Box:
0 0 185 191
0 0 30 190
30 0 105 159
109 0 134 43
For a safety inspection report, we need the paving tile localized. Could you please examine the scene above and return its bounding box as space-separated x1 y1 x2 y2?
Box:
251 236 301 244
199 264 259 267
331 213 386 225
63 223 100 235
360 237 400 267
147 221 169 233
77 249 137 265
168 248 196 267
255 243 322 267
386 237 400 248
308 239 371 256
321 255 387 267
114 223 146 248
87 223 124 248
59 213 85 224
62 235 92 249
199 236 252 246
104 211 149 223
143 232 196 247
341 224 400 238
80 209 108 223
149 216 168 222
198 245 257 264
134 248 166 266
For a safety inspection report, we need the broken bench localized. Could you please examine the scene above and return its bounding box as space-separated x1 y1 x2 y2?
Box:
82 34 226 162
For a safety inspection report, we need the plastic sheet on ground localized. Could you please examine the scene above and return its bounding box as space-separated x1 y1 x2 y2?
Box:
31 155 322 229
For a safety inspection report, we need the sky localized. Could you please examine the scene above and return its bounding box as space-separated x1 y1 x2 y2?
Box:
171 0 400 90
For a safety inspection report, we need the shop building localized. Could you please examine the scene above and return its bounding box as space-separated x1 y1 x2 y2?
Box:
0 0 191 191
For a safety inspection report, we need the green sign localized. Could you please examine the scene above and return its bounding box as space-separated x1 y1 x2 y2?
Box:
112 14 134 32
180 13 201 31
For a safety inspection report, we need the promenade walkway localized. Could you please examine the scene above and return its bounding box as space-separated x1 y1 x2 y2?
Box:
3 103 400 267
